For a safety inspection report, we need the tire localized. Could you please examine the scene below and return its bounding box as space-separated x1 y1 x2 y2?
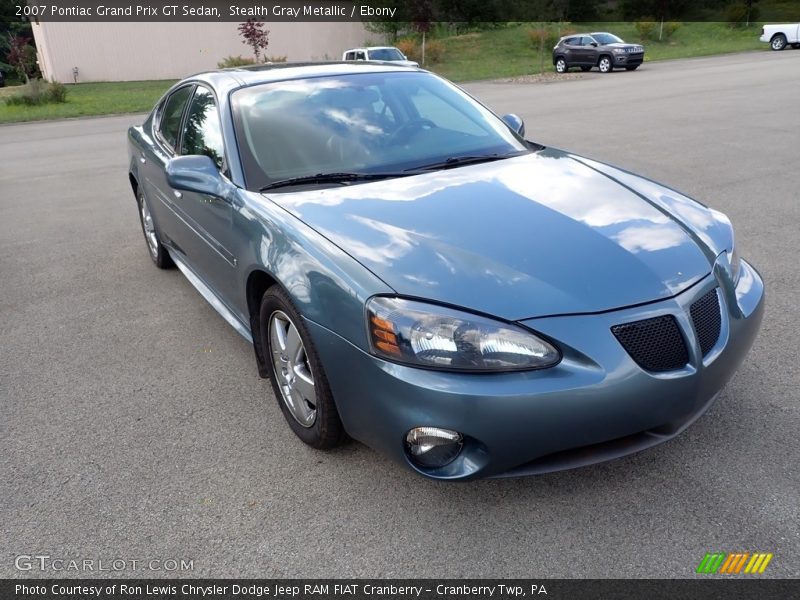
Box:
580 66 591 72
136 188 173 269
625 65 639 71
598 55 613 73
771 34 787 51
555 57 568 73
260 285 344 449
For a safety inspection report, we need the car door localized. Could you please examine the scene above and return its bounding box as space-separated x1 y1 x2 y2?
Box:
581 36 599 65
174 85 240 307
561 37 581 65
140 84 195 254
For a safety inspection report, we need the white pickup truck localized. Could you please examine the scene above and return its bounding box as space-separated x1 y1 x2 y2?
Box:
342 46 419 67
760 24 800 51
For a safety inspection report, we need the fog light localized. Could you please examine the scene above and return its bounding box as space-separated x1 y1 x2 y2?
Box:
405 427 463 468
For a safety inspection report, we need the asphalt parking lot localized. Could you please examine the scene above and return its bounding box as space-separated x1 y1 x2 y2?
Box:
1 51 798 578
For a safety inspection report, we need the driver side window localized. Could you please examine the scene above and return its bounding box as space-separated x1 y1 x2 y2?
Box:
180 86 225 171
158 86 193 151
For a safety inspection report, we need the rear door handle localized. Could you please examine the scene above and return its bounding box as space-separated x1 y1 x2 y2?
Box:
173 190 182 199
139 152 146 164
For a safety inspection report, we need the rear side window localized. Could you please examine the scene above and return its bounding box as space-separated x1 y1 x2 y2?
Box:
345 51 356 60
180 86 225 170
158 86 193 151
563 37 577 45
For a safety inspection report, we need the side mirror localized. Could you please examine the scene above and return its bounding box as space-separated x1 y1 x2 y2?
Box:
166 155 227 198
590 41 598 47
501 113 525 137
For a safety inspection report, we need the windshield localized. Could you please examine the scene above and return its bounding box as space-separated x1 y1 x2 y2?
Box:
592 33 625 44
369 48 405 61
232 71 529 191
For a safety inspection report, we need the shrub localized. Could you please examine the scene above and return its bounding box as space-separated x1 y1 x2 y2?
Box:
396 38 420 62
47 80 67 103
528 27 576 50
635 20 681 41
726 2 759 27
217 55 257 68
4 79 68 106
423 39 445 63
635 19 657 40
527 28 558 50
662 21 682 39
265 55 287 63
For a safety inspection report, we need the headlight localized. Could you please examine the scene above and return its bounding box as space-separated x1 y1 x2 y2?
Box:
730 244 741 284
366 297 560 372
613 48 626 53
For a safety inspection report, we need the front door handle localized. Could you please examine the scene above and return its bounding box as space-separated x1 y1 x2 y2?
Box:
173 190 182 199
139 152 146 164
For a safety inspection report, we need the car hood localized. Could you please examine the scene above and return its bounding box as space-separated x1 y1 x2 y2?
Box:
606 42 643 50
265 149 726 321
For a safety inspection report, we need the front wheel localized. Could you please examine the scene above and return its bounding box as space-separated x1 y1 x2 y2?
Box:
625 65 639 71
555 57 568 73
598 56 613 73
136 189 173 268
260 285 344 449
771 34 787 51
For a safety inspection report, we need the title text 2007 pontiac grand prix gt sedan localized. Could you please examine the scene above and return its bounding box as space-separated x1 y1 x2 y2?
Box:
127 63 763 480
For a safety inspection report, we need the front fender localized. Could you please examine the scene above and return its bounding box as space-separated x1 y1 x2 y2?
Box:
237 191 394 351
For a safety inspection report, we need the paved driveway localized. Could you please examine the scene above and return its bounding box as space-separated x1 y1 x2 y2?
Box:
1 51 798 578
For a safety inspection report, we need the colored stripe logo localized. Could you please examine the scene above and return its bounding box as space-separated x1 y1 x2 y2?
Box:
697 552 773 574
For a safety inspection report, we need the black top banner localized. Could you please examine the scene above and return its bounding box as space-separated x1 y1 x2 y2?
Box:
8 0 800 22
3 579 800 600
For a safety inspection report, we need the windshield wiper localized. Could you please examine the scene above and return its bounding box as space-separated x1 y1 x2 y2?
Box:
259 172 409 192
407 150 529 173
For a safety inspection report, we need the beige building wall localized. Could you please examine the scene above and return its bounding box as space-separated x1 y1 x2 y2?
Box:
31 21 374 83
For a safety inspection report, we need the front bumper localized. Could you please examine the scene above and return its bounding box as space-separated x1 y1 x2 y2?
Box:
307 260 764 480
613 52 644 67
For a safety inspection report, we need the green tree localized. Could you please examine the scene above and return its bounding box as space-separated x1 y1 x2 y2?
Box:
1 0 35 78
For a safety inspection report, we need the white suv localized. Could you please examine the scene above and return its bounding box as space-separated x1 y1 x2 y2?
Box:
342 46 419 67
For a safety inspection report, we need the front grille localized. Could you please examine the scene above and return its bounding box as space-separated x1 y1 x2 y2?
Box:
612 315 689 372
690 288 722 357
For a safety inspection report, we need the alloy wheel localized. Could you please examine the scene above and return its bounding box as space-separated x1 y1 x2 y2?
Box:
139 196 159 259
269 310 317 428
771 36 786 51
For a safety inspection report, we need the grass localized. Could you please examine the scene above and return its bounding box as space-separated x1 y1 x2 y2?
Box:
0 21 768 123
0 79 175 124
429 21 767 81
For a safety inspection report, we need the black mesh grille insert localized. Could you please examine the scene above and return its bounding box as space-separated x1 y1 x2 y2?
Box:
690 288 722 357
612 315 688 372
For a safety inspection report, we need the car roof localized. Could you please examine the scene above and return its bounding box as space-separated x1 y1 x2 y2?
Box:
183 61 420 97
560 32 619 41
344 46 398 51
